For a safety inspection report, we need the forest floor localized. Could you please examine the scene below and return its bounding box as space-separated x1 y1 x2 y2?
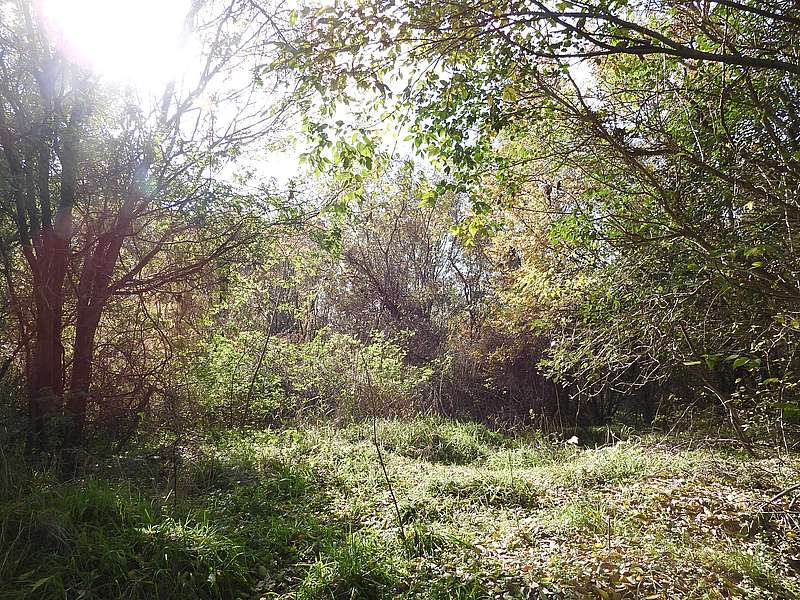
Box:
1 418 799 599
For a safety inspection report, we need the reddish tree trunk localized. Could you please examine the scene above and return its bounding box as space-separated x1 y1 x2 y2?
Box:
65 306 102 446
65 225 129 446
26 228 71 449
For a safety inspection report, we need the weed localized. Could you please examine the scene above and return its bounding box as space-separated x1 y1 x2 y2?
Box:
342 417 507 465
0 420 796 599
297 533 398 599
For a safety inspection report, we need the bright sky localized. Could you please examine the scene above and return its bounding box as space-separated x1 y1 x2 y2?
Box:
33 0 598 189
39 0 193 93
38 0 304 184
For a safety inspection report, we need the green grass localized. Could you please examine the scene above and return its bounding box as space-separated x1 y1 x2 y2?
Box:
0 479 251 599
1 418 799 599
339 417 508 464
297 533 398 599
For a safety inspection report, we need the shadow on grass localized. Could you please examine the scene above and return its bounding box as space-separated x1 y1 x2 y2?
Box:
0 449 395 600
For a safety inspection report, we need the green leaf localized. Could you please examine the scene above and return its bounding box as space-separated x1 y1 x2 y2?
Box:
30 577 53 592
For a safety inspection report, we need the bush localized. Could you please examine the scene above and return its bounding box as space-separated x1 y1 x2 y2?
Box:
190 330 450 426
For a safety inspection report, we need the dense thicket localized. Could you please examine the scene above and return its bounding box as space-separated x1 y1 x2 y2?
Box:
279 0 800 448
0 0 798 452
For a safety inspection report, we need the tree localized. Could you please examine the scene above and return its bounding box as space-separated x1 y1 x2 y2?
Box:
0 0 293 448
319 162 470 361
284 0 800 440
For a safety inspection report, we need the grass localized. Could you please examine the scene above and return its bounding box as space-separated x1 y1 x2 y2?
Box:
297 533 398 599
1 417 799 599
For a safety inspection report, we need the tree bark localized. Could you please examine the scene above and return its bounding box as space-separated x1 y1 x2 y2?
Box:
65 291 104 446
65 203 133 446
26 227 71 450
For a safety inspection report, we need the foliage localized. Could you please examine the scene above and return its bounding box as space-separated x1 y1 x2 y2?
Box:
191 329 451 425
280 0 800 443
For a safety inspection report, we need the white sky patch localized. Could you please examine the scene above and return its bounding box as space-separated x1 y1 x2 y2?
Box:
38 0 307 185
263 150 303 182
39 0 194 93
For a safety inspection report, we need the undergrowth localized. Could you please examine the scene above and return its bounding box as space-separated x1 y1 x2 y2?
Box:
1 417 798 599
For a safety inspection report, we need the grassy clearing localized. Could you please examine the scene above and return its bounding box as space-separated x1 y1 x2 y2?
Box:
1 418 799 599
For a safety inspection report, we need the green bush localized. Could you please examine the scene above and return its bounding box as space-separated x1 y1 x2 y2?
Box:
190 330 450 426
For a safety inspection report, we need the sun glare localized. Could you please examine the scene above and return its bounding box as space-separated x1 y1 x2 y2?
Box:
39 0 192 92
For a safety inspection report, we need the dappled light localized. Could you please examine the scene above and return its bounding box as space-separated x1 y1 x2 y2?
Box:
1 0 799 598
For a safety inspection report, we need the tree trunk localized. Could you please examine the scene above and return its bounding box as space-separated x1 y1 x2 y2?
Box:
64 305 103 447
64 224 129 446
26 229 70 451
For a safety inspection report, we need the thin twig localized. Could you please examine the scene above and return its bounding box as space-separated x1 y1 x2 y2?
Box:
762 482 800 508
241 294 280 426
360 350 408 550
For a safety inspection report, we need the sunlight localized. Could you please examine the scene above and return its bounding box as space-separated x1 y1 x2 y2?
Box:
39 0 192 92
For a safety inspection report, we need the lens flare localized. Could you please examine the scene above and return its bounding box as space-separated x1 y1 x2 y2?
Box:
39 0 192 91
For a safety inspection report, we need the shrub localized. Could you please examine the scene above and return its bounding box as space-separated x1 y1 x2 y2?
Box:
190 330 450 426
